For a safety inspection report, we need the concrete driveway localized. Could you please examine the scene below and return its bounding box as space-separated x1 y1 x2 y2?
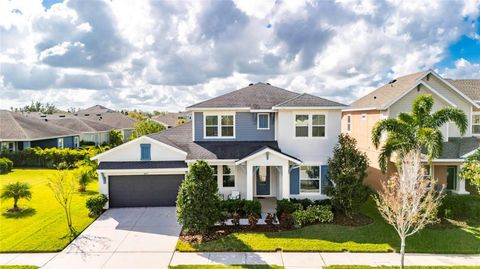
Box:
42 207 181 269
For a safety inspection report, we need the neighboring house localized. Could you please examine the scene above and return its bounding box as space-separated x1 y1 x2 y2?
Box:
342 70 480 194
25 113 114 146
92 83 346 208
151 112 191 128
76 105 138 141
0 110 80 152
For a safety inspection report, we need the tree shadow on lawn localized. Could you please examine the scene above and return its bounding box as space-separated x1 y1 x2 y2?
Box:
2 208 36 219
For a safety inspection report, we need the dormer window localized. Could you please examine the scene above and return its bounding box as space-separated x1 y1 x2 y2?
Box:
257 113 270 130
204 113 235 138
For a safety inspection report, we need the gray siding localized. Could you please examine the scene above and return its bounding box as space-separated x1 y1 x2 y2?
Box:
194 112 275 141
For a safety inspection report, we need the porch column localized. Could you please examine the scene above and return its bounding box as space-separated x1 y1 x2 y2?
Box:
281 163 290 199
456 165 469 195
246 163 253 200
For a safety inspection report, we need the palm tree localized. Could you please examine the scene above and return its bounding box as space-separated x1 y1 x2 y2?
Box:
1 182 32 211
372 94 468 172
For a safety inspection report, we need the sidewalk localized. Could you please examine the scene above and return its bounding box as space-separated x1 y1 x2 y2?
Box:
1 251 480 268
170 252 480 268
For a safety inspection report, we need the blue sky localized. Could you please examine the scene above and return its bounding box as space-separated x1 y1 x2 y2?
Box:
1 0 479 111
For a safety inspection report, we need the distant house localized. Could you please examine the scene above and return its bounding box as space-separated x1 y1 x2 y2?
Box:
75 105 138 141
0 110 79 152
26 113 114 146
151 112 191 128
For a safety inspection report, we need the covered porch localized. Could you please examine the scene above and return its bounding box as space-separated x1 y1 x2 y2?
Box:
425 162 469 194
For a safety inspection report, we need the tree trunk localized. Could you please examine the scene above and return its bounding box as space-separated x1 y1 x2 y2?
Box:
13 197 19 211
400 236 406 269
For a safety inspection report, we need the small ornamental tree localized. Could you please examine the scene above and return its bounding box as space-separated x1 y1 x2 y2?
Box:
374 150 444 269
460 149 480 194
109 129 124 147
176 160 221 234
48 171 77 236
129 120 165 140
1 182 32 211
325 134 370 217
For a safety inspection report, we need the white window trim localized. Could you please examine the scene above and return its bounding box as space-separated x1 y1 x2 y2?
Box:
472 112 480 136
73 136 79 148
257 113 270 130
299 165 321 195
57 138 64 149
293 113 327 139
203 112 236 139
346 114 352 133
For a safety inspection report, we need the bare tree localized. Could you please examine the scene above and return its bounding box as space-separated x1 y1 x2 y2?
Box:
48 171 77 236
373 149 444 269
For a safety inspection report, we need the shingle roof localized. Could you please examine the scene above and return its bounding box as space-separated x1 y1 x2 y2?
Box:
275 93 346 107
77 105 114 114
0 110 77 140
147 122 295 160
348 71 428 110
187 82 345 109
422 137 480 160
23 113 113 133
98 161 187 170
77 112 137 129
446 79 480 101
152 112 191 127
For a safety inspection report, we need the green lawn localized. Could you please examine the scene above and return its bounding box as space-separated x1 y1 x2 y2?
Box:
0 266 38 269
177 199 480 253
168 265 284 269
0 168 98 252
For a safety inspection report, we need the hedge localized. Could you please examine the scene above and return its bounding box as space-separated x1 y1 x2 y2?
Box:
0 157 13 174
0 146 108 168
438 194 480 220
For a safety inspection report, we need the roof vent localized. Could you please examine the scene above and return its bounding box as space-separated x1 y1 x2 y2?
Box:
249 83 254 86
74 113 78 116
84 113 90 116
266 82 270 85
59 115 65 118
388 79 397 86
96 113 101 116
40 115 46 118
99 116 102 120
374 96 377 99
44 119 48 122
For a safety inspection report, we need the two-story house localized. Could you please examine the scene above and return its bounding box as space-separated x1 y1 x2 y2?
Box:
92 83 346 208
342 70 480 194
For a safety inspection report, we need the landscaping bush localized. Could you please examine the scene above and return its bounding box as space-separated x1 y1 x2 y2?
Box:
0 157 13 174
276 199 302 217
86 194 108 217
279 212 294 229
176 160 222 234
243 200 261 216
80 141 96 147
438 194 480 220
222 199 246 215
248 213 259 227
292 205 334 227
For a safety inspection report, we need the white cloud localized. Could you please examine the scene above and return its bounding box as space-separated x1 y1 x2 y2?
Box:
0 0 479 112
441 58 480 78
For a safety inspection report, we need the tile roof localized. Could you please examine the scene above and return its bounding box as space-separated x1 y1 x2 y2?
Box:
187 82 345 109
348 71 428 110
147 122 293 160
0 110 77 140
98 161 187 170
446 79 480 101
422 137 480 160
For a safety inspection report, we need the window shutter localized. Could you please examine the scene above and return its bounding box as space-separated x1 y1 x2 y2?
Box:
290 167 300 195
321 165 329 195
140 144 151 160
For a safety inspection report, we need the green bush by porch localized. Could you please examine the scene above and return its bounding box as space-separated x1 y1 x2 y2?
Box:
176 199 480 253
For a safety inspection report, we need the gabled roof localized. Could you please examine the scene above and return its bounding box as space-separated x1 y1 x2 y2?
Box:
152 112 191 127
274 93 346 108
43 117 113 133
147 122 296 161
348 71 428 110
98 161 187 170
0 110 77 141
77 112 137 129
187 82 345 110
77 105 114 114
446 79 480 102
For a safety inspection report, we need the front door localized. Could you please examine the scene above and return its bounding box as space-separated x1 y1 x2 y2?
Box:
256 166 270 196
446 166 457 190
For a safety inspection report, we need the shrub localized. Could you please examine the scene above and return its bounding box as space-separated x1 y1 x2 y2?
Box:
176 160 222 234
243 200 261 216
0 157 13 174
80 141 96 147
325 134 370 218
438 194 480 220
265 213 275 226
1 181 32 211
86 194 108 217
279 212 294 229
109 129 124 147
276 199 302 217
248 213 259 227
292 205 334 227
76 166 95 192
232 212 241 226
222 199 246 215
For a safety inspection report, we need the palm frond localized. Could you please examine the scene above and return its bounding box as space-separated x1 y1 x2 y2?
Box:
371 119 410 149
378 138 413 173
412 94 434 120
431 108 468 135
418 128 443 161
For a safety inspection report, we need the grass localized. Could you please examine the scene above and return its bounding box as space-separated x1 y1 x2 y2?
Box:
0 266 39 269
0 168 98 252
168 265 284 269
176 199 480 253
323 265 480 269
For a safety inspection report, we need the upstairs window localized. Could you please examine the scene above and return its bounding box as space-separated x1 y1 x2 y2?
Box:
140 144 151 160
257 113 270 130
347 115 352 132
204 114 235 138
473 114 480 135
295 114 326 138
